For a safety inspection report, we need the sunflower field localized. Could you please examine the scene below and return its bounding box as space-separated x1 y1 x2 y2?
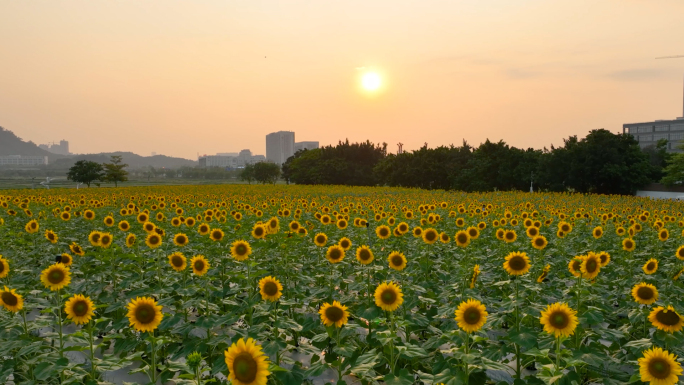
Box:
1 185 684 385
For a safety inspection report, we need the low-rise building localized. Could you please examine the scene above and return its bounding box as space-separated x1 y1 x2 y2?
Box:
623 117 684 152
294 141 319 152
0 155 49 166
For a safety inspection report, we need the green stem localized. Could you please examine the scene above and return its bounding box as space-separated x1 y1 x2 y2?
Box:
89 321 97 380
56 290 63 357
274 301 280 364
575 276 582 348
150 333 157 384
464 332 470 385
514 278 520 379
555 335 561 372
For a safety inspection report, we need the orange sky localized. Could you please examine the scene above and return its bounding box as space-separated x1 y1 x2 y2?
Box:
1 1 683 160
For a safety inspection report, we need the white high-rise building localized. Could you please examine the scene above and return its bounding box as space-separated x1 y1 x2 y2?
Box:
266 131 295 164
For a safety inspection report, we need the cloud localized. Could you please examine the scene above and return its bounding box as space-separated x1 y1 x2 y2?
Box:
606 68 666 81
505 68 542 79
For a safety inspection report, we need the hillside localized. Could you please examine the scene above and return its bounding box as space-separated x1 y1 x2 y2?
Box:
0 126 68 162
0 127 197 169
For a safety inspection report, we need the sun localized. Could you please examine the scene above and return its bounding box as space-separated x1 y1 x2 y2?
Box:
361 72 381 91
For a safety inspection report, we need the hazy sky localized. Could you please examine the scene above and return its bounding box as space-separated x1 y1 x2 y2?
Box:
1 1 684 159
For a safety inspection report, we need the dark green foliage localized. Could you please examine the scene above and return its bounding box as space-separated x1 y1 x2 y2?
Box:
102 155 129 187
252 162 281 184
660 142 684 187
66 160 104 187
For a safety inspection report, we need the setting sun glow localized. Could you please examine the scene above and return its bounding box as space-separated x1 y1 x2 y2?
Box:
361 72 381 91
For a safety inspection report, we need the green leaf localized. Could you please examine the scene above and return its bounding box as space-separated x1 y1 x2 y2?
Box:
384 368 414 385
398 344 428 359
509 326 539 350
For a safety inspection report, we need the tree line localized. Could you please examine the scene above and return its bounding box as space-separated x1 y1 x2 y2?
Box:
67 156 129 187
281 129 677 195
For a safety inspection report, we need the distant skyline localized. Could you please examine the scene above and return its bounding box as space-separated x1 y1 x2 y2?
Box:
1 1 684 160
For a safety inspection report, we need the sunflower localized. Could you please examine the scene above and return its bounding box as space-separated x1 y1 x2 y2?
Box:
526 226 540 238
143 221 156 233
325 245 345 264
632 283 658 305
356 245 374 265
676 246 684 261
412 227 423 238
454 299 488 333
64 294 95 325
531 235 548 250
25 219 39 234
503 230 517 243
198 223 210 235
623 238 636 252
643 259 658 275
540 302 578 338
84 210 95 220
658 228 669 242
338 237 352 251
168 252 187 272
537 264 551 283
185 217 196 227
70 242 85 256
251 225 267 239
231 240 252 262
223 338 270 385
374 281 403 312
145 233 162 249
376 225 391 240
496 228 505 240
675 267 684 281
258 276 283 302
319 301 350 328
388 251 407 271
0 286 23 312
314 233 328 247
638 347 682 385
422 228 438 244
60 211 71 221
88 231 102 246
439 232 450 243
99 232 113 248
580 253 601 279
59 253 73 267
336 219 348 230
504 251 531 276
469 265 481 288
649 306 684 333
597 251 610 267
45 230 58 244
126 233 136 248
173 233 189 247
397 222 410 235
297 227 308 236
118 220 130 232
136 213 149 224
40 263 71 291
126 296 163 333
454 231 470 247
592 226 603 239
0 256 9 279
191 255 210 276
104 216 115 227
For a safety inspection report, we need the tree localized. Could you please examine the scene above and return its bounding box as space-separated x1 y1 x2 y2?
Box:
240 164 255 184
66 160 104 187
102 155 129 187
660 143 684 187
253 162 281 184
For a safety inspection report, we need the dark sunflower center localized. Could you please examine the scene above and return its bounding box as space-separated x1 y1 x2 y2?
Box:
468 229 477 237
400 225 407 232
291 223 299 230
233 352 258 383
505 232 515 240
255 228 264 236
535 238 545 246
561 225 570 232
648 359 671 379
391 255 403 266
263 282 278 296
48 233 55 240
325 306 344 322
330 249 342 260
48 269 65 284
1 292 18 306
177 236 187 244
194 260 205 271
92 235 101 243
236 245 247 255
647 262 656 271
595 230 601 236
509 256 527 271
679 249 684 258
73 300 88 316
655 310 681 326
585 259 597 273
550 311 569 329
172 256 184 267
0 263 4 273
316 235 325 243
359 250 371 261
380 229 389 236
149 236 160 245
340 240 350 248
425 231 436 241
599 255 607 264
101 236 111 245
529 229 538 236
457 234 468 243
135 303 156 324
572 260 581 271
146 225 154 231
463 307 481 325
636 287 654 300
626 241 633 248
200 226 208 232
381 289 397 305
